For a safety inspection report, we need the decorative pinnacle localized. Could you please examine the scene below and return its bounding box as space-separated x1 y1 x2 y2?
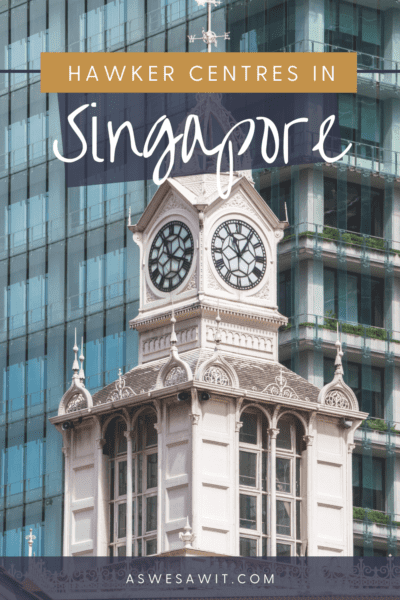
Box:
170 304 177 347
72 329 80 379
79 337 85 385
179 516 195 549
26 528 36 557
335 322 344 375
214 304 222 349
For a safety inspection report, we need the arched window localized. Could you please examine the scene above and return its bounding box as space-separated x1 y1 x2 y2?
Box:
275 415 304 558
238 410 305 557
106 410 158 557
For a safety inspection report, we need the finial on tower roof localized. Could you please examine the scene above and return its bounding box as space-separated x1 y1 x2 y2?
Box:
335 322 344 376
72 329 80 380
79 337 85 385
214 303 222 350
170 301 178 350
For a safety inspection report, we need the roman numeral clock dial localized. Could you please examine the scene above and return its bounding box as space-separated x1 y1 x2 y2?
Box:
149 221 194 291
211 220 266 289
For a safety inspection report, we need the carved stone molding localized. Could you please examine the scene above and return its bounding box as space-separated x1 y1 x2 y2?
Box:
253 282 270 300
235 421 243 433
96 437 106 449
206 325 273 352
143 327 198 355
268 427 280 439
189 413 200 425
348 443 356 454
184 268 197 292
206 265 225 291
224 192 256 216
145 282 160 303
303 434 314 447
158 194 192 219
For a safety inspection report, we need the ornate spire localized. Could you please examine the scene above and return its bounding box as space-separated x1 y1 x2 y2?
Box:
335 322 344 376
169 302 179 357
72 329 80 380
214 304 221 351
79 337 85 385
179 517 195 549
26 528 36 557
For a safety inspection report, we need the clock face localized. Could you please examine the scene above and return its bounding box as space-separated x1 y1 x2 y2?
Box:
149 221 194 291
211 219 266 290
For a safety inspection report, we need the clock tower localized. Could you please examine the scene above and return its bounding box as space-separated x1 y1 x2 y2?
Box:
52 170 365 559
129 172 287 364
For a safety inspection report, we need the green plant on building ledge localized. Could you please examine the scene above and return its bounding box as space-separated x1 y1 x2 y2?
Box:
280 311 400 344
283 226 400 256
361 418 400 435
353 507 400 527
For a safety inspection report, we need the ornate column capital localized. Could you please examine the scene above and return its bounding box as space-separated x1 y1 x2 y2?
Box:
235 421 243 433
348 443 356 454
96 437 106 449
303 434 314 447
61 447 69 457
123 429 134 440
189 413 200 425
154 423 162 434
268 427 280 440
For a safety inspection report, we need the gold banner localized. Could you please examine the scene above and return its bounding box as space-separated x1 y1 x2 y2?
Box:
41 52 357 93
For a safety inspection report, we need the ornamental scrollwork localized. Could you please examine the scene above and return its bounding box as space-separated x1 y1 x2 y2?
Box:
105 369 135 402
203 366 230 386
66 394 87 413
325 389 350 409
165 366 187 387
264 370 299 399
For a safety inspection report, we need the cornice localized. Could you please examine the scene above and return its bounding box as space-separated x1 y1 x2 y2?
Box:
130 302 287 332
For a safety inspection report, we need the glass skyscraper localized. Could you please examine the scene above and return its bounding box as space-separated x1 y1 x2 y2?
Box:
0 0 399 556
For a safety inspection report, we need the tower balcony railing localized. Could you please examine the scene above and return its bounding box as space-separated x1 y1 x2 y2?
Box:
279 39 400 89
280 223 400 257
280 313 400 354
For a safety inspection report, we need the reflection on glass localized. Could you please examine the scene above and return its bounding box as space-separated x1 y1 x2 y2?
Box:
240 494 257 530
118 503 126 538
146 495 157 531
239 413 257 445
118 460 127 496
240 537 257 557
147 453 158 489
276 420 291 449
239 451 256 487
276 457 291 493
146 538 157 555
277 543 291 557
276 500 291 536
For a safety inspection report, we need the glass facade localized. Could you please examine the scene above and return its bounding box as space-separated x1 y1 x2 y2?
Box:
0 0 398 557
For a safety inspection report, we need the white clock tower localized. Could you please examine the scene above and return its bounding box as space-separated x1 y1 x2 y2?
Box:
51 170 366 559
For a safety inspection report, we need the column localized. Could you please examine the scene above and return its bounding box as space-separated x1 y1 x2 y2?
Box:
95 436 107 556
346 442 356 555
124 430 133 557
190 388 201 549
61 444 70 556
268 427 279 556
303 434 314 556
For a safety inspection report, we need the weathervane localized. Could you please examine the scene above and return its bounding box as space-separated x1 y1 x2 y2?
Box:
188 0 230 52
